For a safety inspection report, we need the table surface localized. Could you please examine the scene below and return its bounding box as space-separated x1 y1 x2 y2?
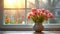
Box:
0 31 60 34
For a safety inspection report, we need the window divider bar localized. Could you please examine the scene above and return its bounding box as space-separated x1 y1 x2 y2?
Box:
25 0 27 24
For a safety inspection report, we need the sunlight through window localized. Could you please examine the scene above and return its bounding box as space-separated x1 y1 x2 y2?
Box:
4 0 25 8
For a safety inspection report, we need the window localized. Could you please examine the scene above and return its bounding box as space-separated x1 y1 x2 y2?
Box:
49 0 60 24
4 0 35 25
1 0 60 30
4 0 48 25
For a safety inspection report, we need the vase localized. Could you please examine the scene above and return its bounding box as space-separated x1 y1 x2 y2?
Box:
33 23 44 32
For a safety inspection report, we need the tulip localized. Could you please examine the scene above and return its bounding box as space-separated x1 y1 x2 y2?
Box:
27 15 30 19
31 8 37 12
27 8 54 22
41 8 45 13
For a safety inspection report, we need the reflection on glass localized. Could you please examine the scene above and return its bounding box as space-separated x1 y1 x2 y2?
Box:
39 0 48 9
50 9 60 24
50 18 60 24
42 0 48 4
4 0 25 8
4 10 25 25
27 0 35 8
55 0 60 8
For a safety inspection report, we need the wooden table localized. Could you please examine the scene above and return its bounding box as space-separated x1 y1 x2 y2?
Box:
0 31 60 34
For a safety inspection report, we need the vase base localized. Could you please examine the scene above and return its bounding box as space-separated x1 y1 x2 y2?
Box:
35 31 42 33
34 31 44 34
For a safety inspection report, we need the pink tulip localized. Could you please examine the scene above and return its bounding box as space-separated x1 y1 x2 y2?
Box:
46 10 50 14
27 15 30 19
41 8 45 13
27 8 54 21
31 8 37 12
37 9 41 15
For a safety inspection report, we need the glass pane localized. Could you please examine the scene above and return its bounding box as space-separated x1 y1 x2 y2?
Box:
4 0 25 8
50 9 60 24
50 18 60 24
4 10 25 25
54 0 60 8
39 0 49 9
27 0 35 8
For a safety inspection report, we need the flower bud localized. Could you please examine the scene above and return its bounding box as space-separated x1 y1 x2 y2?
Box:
31 8 37 12
41 8 45 13
27 15 30 19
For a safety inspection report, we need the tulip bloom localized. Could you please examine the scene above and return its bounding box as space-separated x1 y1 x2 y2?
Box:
27 8 54 22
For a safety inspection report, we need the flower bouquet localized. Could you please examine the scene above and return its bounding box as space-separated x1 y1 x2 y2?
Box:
27 8 54 32
27 8 54 23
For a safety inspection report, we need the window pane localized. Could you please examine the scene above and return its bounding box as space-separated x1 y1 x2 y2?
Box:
54 0 60 8
50 9 60 24
27 0 35 8
4 0 60 25
4 0 25 8
50 18 60 24
39 0 49 9
4 10 25 25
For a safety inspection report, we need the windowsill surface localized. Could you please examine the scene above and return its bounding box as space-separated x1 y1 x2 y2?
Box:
0 31 60 34
0 24 60 31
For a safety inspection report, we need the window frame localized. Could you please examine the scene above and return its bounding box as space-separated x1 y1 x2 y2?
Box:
0 0 60 31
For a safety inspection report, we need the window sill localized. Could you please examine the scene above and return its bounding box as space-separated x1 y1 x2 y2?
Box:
1 24 60 31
